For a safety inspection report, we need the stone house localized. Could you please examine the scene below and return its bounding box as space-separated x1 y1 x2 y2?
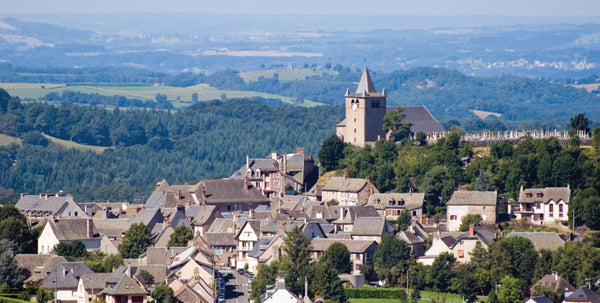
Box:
188 179 271 213
16 192 88 222
446 190 497 231
321 174 379 206
367 192 424 222
512 186 571 225
418 226 496 265
38 218 100 254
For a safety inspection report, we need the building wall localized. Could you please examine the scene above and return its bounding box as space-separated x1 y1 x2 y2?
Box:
447 205 496 231
341 96 387 147
38 222 59 254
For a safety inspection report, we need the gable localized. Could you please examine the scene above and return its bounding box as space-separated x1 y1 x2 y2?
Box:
237 222 259 241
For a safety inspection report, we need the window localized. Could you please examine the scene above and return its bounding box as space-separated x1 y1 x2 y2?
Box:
450 215 457 220
371 101 379 108
536 203 541 209
247 170 252 177
537 192 543 198
549 204 554 217
273 181 279 188
355 264 361 271
526 193 533 198
559 204 564 216
265 181 270 188
255 170 261 177
457 250 464 258
275 172 280 178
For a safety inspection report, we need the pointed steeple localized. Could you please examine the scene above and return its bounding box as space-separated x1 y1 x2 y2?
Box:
355 67 377 94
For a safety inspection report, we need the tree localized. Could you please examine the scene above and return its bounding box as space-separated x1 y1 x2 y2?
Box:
475 170 495 191
103 253 124 272
430 252 455 293
167 225 194 247
497 275 523 303
36 288 54 303
319 242 351 274
136 270 155 287
119 223 154 259
506 236 537 285
280 225 313 295
0 239 26 288
451 264 479 303
383 107 412 141
54 240 88 261
311 262 348 303
318 135 345 171
458 214 482 232
151 282 180 303
570 113 590 134
250 261 280 303
373 235 411 283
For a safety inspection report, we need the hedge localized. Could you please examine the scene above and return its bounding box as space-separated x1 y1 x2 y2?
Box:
0 297 31 303
345 287 408 299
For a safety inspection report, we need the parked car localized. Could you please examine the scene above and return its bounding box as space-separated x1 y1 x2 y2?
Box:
237 268 245 275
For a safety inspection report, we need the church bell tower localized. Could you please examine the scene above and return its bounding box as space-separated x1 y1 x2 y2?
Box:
337 67 387 147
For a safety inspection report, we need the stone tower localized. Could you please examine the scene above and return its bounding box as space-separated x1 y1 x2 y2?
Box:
336 67 387 147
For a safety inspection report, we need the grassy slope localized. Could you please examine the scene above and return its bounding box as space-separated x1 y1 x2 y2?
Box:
0 134 21 146
0 82 324 107
41 134 108 153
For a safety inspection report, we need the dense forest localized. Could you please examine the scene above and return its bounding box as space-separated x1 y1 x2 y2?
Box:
3 64 600 130
0 89 343 202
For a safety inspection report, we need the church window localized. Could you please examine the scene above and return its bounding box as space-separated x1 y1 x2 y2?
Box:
372 101 379 108
354 128 357 133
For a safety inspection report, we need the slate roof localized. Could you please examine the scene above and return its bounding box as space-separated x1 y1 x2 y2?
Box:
134 265 167 285
505 232 565 251
346 67 384 98
387 106 446 135
15 254 67 283
192 205 221 226
519 186 571 204
47 218 96 240
351 217 390 236
92 218 130 237
129 208 164 230
446 190 497 206
310 238 377 253
203 232 237 247
565 287 600 303
79 272 114 290
321 177 371 193
16 194 84 215
98 275 146 295
436 226 496 248
398 230 425 244
534 273 576 292
192 179 270 204
145 192 166 209
249 237 272 258
206 218 235 233
143 247 171 265
367 192 425 211
43 262 94 289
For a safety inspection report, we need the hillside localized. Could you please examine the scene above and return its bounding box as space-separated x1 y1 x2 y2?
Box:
0 91 343 202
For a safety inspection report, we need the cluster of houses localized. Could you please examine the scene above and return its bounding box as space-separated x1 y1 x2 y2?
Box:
10 70 587 303
11 146 578 303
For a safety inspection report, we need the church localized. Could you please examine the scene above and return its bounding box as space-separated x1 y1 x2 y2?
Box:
336 68 445 147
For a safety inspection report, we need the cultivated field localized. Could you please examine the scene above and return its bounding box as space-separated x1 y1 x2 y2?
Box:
0 82 323 107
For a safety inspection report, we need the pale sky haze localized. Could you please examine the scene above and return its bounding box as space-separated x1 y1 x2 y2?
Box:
3 0 600 16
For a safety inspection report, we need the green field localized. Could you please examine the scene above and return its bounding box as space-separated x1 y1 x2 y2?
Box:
42 134 109 153
238 68 336 83
0 82 324 107
350 299 404 303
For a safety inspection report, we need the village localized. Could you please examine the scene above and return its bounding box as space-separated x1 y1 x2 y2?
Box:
3 69 598 303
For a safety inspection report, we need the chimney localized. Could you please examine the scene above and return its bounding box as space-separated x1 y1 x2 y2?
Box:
201 184 207 206
87 218 94 238
163 217 170 229
187 200 191 206
244 178 249 190
552 271 558 281
176 203 185 212
135 206 141 214
343 172 348 180
246 154 250 169
469 224 474 237
277 222 285 235
296 147 305 154
249 208 254 219
271 151 278 161
324 200 329 207
85 204 93 217
339 207 345 221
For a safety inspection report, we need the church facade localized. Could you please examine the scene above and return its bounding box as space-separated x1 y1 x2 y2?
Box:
336 67 445 147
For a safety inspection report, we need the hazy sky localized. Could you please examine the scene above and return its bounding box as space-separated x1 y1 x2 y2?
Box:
3 0 600 16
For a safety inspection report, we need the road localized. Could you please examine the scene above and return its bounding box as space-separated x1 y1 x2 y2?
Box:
221 269 249 303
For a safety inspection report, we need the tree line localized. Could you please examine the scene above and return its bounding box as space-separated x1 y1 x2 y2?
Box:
0 89 343 202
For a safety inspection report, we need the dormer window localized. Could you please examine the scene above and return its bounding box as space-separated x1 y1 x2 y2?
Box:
255 169 261 177
536 192 543 198
390 199 396 205
526 193 533 198
398 199 405 205
247 170 252 177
